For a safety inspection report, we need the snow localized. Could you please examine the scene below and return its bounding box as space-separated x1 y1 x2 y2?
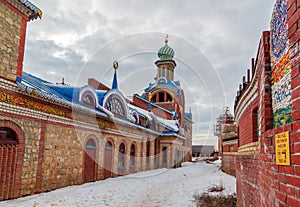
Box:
0 160 236 207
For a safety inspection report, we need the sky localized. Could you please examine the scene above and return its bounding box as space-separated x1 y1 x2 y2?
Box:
23 0 275 147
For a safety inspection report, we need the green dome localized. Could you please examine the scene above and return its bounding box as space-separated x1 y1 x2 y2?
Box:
158 44 175 60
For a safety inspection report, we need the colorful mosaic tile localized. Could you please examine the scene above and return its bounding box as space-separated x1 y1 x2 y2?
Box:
270 0 292 128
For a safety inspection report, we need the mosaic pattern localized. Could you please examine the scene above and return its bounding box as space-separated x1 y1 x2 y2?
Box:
271 0 289 58
0 91 66 117
270 0 292 128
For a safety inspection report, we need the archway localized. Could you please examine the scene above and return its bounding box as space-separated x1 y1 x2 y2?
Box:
162 147 168 167
0 121 23 201
83 138 97 183
104 140 113 179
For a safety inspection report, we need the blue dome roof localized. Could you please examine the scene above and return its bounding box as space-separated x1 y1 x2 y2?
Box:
158 44 175 60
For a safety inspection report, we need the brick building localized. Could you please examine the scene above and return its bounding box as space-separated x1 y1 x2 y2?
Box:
217 0 300 206
0 0 192 201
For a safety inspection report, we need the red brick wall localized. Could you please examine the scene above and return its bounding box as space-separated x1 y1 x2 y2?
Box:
222 154 236 176
132 94 173 120
237 100 258 146
223 143 238 152
236 155 260 206
234 1 300 206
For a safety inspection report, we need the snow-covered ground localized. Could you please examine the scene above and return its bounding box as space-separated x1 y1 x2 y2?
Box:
0 159 236 207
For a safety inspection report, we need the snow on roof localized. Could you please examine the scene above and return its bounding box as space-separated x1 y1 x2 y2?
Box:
20 72 180 134
128 104 179 132
128 104 152 120
134 95 173 115
148 112 179 132
145 79 180 92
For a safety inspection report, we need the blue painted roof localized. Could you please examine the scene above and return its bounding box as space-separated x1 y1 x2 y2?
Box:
145 80 181 92
185 112 192 120
96 90 107 106
21 72 79 102
21 72 110 107
112 71 118 90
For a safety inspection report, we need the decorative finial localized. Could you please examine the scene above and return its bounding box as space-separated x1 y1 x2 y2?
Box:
165 34 168 45
113 61 119 71
112 61 119 89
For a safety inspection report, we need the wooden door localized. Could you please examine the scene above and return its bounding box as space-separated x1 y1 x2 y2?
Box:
83 139 97 183
0 127 18 201
104 141 113 179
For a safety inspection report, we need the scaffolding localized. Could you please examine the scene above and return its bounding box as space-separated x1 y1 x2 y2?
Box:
214 106 234 136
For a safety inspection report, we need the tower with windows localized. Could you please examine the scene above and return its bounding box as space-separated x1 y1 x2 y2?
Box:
144 35 185 127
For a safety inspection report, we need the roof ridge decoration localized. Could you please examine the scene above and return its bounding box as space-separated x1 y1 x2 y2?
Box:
6 0 43 20
19 0 42 18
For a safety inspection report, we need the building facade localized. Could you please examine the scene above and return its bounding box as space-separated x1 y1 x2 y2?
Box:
218 0 300 206
0 0 192 201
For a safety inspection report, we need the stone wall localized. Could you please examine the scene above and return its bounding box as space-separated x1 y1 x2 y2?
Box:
0 1 24 81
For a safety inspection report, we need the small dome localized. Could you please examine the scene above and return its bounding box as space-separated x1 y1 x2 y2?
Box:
158 44 175 60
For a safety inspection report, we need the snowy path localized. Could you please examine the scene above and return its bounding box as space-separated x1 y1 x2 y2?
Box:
0 161 236 207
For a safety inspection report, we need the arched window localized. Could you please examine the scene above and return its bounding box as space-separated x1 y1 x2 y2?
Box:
79 88 97 108
82 93 96 107
151 93 157 103
105 141 113 150
162 68 166 77
130 144 135 168
0 127 17 144
86 139 96 149
166 93 172 102
118 143 125 170
158 92 164 102
105 97 126 118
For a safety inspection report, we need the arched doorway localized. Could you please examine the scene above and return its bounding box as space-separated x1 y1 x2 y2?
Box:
162 147 168 167
0 127 19 200
83 138 97 183
104 140 113 179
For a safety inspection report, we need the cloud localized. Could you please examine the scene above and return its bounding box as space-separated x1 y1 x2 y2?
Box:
25 0 276 145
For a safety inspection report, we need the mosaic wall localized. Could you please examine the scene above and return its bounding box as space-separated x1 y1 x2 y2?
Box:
270 0 292 128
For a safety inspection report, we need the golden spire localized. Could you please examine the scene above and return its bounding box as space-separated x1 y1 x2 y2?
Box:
165 34 168 45
113 60 119 73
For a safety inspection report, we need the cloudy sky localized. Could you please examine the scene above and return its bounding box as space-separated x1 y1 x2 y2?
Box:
23 0 275 147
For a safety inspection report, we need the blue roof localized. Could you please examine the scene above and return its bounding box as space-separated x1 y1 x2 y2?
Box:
145 80 180 92
96 90 107 106
21 72 80 102
21 72 110 107
185 112 192 120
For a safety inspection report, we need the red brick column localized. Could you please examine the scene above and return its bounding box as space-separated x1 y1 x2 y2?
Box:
35 121 46 193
